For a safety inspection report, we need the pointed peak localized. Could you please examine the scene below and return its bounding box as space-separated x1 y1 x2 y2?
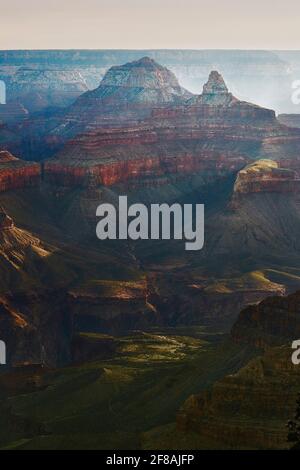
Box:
203 71 228 95
187 70 236 106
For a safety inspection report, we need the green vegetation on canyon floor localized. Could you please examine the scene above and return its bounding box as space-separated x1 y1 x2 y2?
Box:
0 327 255 450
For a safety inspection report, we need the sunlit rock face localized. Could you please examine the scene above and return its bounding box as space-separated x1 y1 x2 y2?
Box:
232 159 300 196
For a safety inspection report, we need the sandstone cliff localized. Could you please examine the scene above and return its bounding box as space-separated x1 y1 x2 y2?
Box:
232 159 300 197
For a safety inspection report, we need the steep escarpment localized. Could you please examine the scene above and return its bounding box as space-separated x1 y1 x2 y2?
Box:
0 151 40 192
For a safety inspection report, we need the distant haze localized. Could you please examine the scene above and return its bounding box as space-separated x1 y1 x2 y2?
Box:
0 0 300 50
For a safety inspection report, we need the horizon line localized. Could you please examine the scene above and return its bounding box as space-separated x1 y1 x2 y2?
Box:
1 48 300 52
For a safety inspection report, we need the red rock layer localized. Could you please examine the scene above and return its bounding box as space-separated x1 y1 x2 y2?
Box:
0 152 40 192
44 153 247 187
44 125 251 187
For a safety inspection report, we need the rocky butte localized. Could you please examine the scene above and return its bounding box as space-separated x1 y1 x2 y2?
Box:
232 159 300 197
49 57 192 136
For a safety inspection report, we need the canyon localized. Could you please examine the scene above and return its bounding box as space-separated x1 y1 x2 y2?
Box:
0 54 299 450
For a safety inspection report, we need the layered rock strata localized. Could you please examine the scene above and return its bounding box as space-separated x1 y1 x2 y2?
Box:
44 69 300 188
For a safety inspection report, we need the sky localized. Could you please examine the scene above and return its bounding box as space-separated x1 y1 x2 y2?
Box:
0 0 299 50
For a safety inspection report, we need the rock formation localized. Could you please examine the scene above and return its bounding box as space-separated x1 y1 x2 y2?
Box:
47 57 192 138
188 70 237 106
233 159 300 196
88 57 191 106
